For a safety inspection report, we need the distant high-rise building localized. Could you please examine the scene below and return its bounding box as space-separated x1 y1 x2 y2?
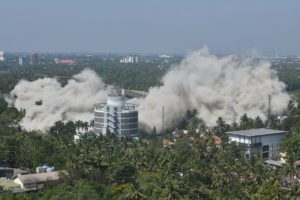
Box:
29 52 38 65
18 56 27 65
19 57 24 65
94 87 138 137
54 58 59 64
0 51 5 61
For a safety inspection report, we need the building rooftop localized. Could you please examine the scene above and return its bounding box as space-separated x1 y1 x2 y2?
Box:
14 171 61 185
226 128 287 137
0 167 28 179
264 159 284 167
94 103 137 111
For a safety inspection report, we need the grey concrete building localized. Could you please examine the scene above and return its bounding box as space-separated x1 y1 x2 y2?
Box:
226 128 287 159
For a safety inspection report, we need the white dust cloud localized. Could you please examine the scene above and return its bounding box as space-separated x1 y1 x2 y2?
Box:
8 48 290 132
134 48 290 131
8 69 107 131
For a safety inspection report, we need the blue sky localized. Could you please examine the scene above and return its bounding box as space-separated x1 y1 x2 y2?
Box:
0 0 299 55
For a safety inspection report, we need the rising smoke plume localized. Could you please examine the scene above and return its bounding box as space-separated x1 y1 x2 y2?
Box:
8 69 107 131
134 48 290 132
8 48 290 132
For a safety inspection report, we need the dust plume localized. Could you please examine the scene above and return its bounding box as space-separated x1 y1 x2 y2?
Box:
134 48 290 132
8 69 107 131
8 48 290 133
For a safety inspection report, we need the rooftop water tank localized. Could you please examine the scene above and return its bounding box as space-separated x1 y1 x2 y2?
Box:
46 167 55 172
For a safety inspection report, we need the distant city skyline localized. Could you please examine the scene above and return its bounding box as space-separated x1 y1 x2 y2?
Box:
0 0 299 56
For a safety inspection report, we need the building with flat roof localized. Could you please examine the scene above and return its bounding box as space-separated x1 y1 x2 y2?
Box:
94 87 138 137
29 51 38 65
0 167 28 179
226 128 287 159
13 171 62 190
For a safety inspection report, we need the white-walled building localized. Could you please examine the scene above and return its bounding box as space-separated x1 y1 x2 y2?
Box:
94 87 138 138
18 56 28 65
120 56 138 64
0 51 5 61
226 128 287 159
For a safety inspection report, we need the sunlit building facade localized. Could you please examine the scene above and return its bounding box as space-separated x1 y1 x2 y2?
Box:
94 87 138 137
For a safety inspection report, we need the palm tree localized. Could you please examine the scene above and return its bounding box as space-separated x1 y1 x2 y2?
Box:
75 120 82 133
89 120 94 127
118 183 147 200
83 122 89 131
254 116 264 128
288 183 300 200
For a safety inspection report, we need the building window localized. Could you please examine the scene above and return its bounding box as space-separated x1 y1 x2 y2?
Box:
262 152 269 159
262 145 269 152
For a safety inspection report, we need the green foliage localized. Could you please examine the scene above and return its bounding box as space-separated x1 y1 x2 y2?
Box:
39 180 102 200
113 161 137 183
283 133 300 163
273 62 300 92
1 61 300 198
0 61 170 94
0 98 8 114
0 105 24 124
0 122 299 199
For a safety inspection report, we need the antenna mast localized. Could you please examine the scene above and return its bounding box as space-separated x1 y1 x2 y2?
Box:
162 106 165 133
267 95 272 128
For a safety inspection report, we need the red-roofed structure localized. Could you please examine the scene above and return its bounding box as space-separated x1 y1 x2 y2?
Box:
57 59 75 65
162 139 175 146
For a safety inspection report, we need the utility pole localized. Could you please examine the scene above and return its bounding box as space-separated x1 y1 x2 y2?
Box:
267 95 272 128
162 106 165 133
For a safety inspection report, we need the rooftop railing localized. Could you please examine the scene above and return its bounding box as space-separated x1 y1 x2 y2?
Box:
94 103 138 111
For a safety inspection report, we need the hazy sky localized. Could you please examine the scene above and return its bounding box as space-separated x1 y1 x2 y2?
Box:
0 0 299 55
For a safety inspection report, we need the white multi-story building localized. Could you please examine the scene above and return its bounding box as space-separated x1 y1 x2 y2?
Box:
94 87 138 137
120 56 138 64
226 128 287 159
0 51 5 61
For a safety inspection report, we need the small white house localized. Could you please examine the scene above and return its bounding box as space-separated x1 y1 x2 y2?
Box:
226 128 287 159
